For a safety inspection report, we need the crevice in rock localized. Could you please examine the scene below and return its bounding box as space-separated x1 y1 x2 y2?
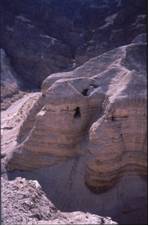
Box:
111 115 129 121
73 107 81 118
81 84 99 97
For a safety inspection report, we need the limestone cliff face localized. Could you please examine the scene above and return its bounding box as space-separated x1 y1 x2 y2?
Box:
4 42 147 224
7 42 147 188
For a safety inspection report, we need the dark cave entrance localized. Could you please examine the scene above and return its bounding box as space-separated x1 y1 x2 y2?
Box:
74 107 81 118
81 89 89 96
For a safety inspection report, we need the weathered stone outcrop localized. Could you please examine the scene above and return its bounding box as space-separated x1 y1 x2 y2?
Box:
4 42 147 224
2 177 117 225
7 42 147 183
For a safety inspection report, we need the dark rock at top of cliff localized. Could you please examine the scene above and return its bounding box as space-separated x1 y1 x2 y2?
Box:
1 0 147 88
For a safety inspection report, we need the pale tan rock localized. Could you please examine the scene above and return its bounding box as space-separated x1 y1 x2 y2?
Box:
4 43 147 224
7 43 147 176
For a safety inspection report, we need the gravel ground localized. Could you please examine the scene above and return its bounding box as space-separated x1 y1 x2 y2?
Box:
1 177 117 225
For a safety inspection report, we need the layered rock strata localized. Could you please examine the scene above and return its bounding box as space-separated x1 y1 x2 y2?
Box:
6 42 147 190
4 42 147 224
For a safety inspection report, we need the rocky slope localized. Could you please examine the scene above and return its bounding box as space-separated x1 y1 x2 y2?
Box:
2 177 117 225
2 41 147 224
1 0 147 88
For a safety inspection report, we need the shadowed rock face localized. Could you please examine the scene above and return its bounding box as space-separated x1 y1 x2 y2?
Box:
0 49 24 110
1 49 19 98
5 43 147 224
1 0 147 88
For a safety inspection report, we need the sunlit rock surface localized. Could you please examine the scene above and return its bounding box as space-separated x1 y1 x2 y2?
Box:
3 42 147 224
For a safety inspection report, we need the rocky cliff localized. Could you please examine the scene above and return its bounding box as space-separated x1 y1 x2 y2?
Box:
3 41 147 224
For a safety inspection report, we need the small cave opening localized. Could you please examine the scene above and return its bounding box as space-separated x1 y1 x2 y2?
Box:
74 107 81 118
81 84 98 97
81 89 89 96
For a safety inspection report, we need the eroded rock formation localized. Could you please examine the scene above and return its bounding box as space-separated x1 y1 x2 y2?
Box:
7 42 147 176
1 49 19 98
1 0 147 224
3 42 147 224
